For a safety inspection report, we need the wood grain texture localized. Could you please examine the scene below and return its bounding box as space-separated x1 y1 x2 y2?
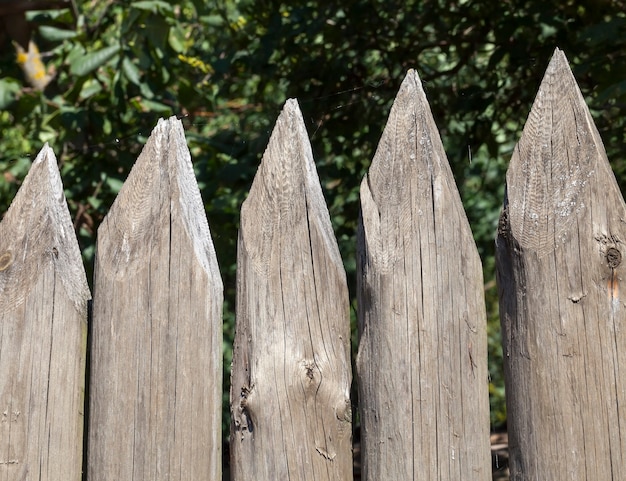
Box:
0 145 90 481
356 69 491 481
230 99 352 480
87 117 223 481
496 48 626 480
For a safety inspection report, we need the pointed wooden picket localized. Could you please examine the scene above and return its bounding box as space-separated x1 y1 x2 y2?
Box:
0 145 90 481
230 99 353 480
497 48 626 479
356 69 491 480
87 117 223 481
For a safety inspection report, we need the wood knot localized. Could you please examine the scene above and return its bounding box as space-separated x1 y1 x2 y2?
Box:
0 252 12 271
335 398 352 423
301 360 319 383
607 248 622 269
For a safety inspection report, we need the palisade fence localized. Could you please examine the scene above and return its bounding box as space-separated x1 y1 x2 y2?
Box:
0 47 624 481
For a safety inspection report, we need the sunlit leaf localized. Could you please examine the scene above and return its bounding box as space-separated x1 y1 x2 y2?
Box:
79 79 103 100
39 25 78 42
139 98 172 113
122 57 142 86
131 0 173 14
169 24 188 53
70 45 121 76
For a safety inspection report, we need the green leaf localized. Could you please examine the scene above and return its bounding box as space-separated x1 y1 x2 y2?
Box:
139 81 154 99
200 14 225 27
168 24 188 53
139 98 172 113
0 78 20 109
121 8 142 35
79 79 103 100
131 1 173 14
105 176 124 194
122 57 142 86
87 195 102 209
66 44 86 66
161 64 170 83
70 45 121 76
39 25 78 42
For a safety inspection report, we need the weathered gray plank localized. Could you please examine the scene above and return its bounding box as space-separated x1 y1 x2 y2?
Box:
87 117 223 481
230 99 352 480
0 145 90 481
496 48 626 480
356 69 491 481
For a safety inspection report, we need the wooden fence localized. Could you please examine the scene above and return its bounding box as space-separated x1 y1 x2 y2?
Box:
0 47 624 481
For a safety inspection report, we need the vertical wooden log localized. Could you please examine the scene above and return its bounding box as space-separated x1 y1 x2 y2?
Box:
496 48 626 480
230 99 352 480
0 145 90 481
356 70 491 480
87 117 223 480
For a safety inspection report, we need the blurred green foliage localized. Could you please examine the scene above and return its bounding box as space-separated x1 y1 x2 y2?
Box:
1 0 625 439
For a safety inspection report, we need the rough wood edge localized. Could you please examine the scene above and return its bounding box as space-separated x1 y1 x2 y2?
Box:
359 68 476 271
239 98 343 275
0 143 90 312
501 47 613 257
166 116 222 283
97 116 221 282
